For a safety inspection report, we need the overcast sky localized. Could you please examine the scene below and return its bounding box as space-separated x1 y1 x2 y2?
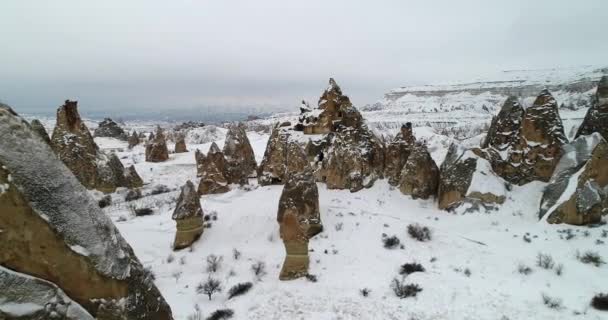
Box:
1 0 607 117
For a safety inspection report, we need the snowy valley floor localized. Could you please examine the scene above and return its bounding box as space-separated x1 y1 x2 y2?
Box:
96 136 608 320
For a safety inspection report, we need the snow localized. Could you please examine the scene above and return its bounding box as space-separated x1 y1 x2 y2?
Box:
466 154 507 199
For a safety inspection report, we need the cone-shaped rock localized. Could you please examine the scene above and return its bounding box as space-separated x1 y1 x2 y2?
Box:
30 119 52 145
96 153 143 192
146 126 169 162
172 180 205 250
94 118 127 140
384 123 416 186
0 105 173 319
278 170 322 280
576 76 608 140
540 133 608 225
482 96 524 150
128 130 141 149
197 143 230 195
257 124 311 185
399 143 439 199
51 100 99 189
223 123 257 184
174 133 188 153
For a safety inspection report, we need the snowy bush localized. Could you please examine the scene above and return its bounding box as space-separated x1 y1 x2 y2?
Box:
360 288 371 297
132 207 153 216
335 222 344 231
251 261 266 279
227 282 253 299
541 293 563 310
591 293 608 311
577 251 605 267
536 253 555 270
166 254 175 263
125 189 142 201
555 264 564 276
517 264 533 275
407 224 432 242
391 278 422 299
187 304 202 320
232 248 241 260
399 262 425 276
206 254 223 273
206 309 234 320
383 235 401 249
197 276 222 300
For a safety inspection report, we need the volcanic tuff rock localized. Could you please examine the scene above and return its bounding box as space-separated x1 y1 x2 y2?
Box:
277 170 322 280
384 123 416 186
145 126 170 162
172 180 204 250
128 130 141 149
174 133 188 153
482 96 523 150
576 75 608 140
29 119 52 145
196 143 230 195
50 100 142 193
257 124 311 186
0 105 173 319
539 133 608 225
223 123 257 185
94 118 128 140
399 143 439 199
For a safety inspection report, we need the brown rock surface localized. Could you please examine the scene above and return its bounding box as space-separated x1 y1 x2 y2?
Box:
128 130 141 149
223 123 257 184
277 170 322 280
197 143 230 195
146 126 170 162
257 124 311 185
172 180 204 250
94 118 127 140
399 143 439 199
384 123 416 186
0 105 173 319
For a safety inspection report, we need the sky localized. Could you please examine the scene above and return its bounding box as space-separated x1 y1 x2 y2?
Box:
1 0 607 118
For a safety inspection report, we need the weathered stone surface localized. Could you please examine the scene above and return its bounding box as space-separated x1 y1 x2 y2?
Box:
298 78 363 134
94 118 127 140
128 131 140 149
384 123 416 186
96 153 143 193
576 76 608 140
540 133 608 225
174 133 188 153
257 124 310 186
0 105 173 319
30 119 51 145
438 144 507 211
172 181 204 250
223 123 257 184
482 96 523 150
145 126 169 162
277 170 322 280
318 126 384 192
399 143 439 199
197 143 230 195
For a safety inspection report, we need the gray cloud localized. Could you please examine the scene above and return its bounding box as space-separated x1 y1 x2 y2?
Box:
1 0 607 117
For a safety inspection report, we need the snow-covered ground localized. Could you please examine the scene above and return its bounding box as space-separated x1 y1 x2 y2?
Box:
93 131 608 320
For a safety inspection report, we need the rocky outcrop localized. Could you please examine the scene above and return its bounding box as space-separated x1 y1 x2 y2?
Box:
30 119 51 145
318 126 384 192
94 118 127 140
482 96 523 150
174 133 188 153
384 123 416 185
223 123 257 184
145 126 169 162
298 78 363 134
540 133 608 225
576 76 608 140
399 143 439 199
128 131 140 149
0 105 173 319
277 170 322 280
438 144 507 211
50 100 141 193
257 124 310 185
197 143 230 195
172 180 204 250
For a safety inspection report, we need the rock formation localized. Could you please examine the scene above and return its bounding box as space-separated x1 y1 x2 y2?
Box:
0 105 173 319
257 124 311 185
145 126 170 162
298 78 363 134
223 123 257 184
128 130 141 149
94 118 128 140
438 144 507 211
482 96 524 150
197 143 230 195
277 170 322 280
384 123 416 186
50 100 142 193
539 133 608 225
29 119 51 145
399 143 439 199
172 180 205 250
576 75 608 140
174 133 188 153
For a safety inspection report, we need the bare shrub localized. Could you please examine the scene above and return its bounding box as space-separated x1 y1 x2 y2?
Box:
536 253 555 270
232 248 241 260
517 264 533 275
391 278 422 299
407 224 431 242
197 276 222 300
206 254 223 273
227 282 253 300
305 273 318 282
206 309 234 320
360 288 371 297
187 304 202 320
399 262 425 276
383 235 401 249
